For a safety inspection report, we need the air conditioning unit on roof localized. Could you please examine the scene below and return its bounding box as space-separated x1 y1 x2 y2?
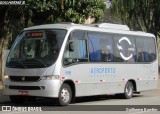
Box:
93 23 130 31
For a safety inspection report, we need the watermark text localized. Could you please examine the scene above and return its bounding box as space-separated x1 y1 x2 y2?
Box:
2 106 42 111
0 1 25 5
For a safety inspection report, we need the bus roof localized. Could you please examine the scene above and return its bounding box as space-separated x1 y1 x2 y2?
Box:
24 23 155 38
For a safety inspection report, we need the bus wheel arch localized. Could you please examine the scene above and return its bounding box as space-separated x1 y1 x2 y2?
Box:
63 80 76 103
128 79 137 92
123 80 135 99
56 80 75 105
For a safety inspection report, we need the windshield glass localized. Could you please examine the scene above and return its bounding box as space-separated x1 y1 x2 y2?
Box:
6 29 67 68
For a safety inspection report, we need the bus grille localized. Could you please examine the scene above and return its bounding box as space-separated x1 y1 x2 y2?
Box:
9 86 41 90
9 76 40 82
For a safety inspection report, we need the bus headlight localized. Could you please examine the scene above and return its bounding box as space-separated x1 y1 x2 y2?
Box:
41 75 60 80
3 75 9 80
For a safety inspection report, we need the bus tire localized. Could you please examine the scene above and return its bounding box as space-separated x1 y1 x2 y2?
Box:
122 81 134 99
10 95 26 104
56 83 72 106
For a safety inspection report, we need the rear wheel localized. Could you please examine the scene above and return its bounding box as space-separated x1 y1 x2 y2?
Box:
10 96 26 104
56 83 72 106
123 81 134 99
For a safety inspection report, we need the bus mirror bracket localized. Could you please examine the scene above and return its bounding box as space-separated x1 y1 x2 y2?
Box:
69 41 74 52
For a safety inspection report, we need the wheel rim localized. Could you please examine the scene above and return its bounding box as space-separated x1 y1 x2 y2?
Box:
125 84 133 96
61 88 70 103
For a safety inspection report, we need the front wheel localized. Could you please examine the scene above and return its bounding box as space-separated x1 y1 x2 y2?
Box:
56 83 72 106
123 81 134 99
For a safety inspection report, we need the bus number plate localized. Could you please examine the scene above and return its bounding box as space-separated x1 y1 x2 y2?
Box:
18 91 29 95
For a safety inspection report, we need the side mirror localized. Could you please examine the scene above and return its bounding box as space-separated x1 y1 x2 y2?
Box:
69 41 74 51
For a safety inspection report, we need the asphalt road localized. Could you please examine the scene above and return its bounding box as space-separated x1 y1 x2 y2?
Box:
0 80 160 114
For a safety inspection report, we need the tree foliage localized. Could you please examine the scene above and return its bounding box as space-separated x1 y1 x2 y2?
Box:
0 0 106 47
111 0 160 38
61 0 106 23
0 0 106 79
26 0 106 24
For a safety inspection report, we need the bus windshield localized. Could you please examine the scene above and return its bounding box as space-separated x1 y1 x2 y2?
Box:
6 29 67 68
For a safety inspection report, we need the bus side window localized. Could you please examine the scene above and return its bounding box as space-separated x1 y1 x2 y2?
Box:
136 37 156 62
149 49 156 62
137 48 145 62
148 38 156 62
88 34 101 62
101 38 114 62
88 32 114 62
63 30 88 65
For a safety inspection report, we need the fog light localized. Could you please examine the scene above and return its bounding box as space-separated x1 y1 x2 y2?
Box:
3 75 9 80
40 86 45 90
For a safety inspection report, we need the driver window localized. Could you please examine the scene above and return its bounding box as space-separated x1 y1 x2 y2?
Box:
63 30 88 65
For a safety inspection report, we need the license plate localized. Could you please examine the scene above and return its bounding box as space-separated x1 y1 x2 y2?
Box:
18 91 29 95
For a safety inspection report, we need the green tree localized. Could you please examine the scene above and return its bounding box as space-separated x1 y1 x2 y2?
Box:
61 0 106 23
111 0 160 39
27 0 106 25
0 6 17 79
30 0 59 25
0 0 107 79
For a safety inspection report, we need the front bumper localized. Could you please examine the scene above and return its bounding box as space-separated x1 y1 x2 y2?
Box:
3 79 61 98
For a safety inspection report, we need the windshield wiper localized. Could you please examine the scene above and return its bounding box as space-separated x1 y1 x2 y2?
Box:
10 60 28 68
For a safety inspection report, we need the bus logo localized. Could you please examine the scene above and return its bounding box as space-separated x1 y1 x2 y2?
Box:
117 37 135 60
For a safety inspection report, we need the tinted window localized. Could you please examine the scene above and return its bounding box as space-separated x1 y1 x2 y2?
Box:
63 30 88 65
114 35 136 62
136 37 156 62
63 30 156 65
88 32 114 62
